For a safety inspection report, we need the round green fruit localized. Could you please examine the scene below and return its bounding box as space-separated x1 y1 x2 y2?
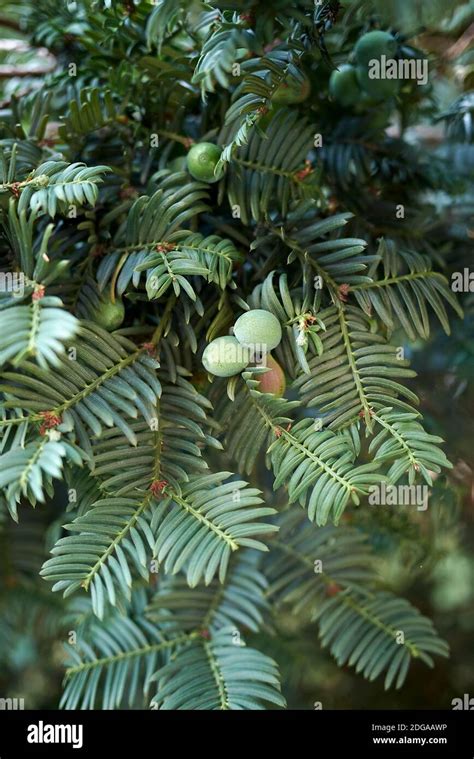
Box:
354 31 398 68
272 72 311 105
93 296 125 331
202 336 250 377
329 65 361 106
257 355 286 397
234 309 282 352
356 66 400 100
186 142 223 183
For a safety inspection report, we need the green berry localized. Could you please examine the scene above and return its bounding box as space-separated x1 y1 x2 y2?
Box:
257 355 286 397
202 336 250 377
234 309 282 352
186 142 223 183
356 66 400 100
272 72 311 105
329 65 361 106
354 31 398 68
93 295 125 331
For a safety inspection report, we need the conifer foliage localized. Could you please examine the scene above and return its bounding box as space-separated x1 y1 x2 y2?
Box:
0 0 470 709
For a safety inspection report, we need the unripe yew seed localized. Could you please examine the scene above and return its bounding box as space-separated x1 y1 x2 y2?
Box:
257 355 286 397
93 295 125 331
186 142 223 183
353 30 398 68
356 66 400 99
234 309 282 352
329 65 361 106
202 336 250 377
